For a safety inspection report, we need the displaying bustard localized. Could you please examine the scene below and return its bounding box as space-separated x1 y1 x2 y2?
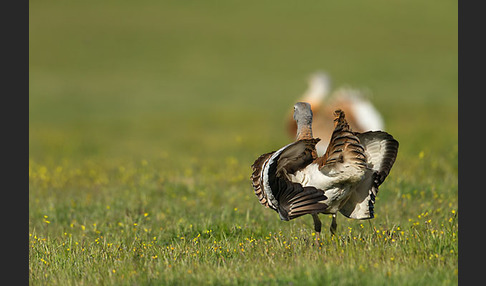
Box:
252 102 398 241
286 72 385 155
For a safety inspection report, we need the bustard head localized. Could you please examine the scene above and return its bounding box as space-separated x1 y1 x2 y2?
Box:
293 102 313 127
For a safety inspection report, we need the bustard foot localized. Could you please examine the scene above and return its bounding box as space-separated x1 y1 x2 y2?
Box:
312 214 322 245
330 214 337 235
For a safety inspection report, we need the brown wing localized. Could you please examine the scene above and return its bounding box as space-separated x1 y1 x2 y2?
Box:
250 139 329 220
276 138 320 178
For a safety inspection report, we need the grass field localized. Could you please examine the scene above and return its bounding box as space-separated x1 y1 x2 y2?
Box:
29 1 458 285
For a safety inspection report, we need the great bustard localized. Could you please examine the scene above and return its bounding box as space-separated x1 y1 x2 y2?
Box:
286 72 385 156
252 102 398 242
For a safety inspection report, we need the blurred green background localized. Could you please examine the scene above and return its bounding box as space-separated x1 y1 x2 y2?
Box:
29 1 457 284
29 0 457 166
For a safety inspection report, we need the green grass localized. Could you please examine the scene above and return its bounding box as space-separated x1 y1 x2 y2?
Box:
29 1 457 285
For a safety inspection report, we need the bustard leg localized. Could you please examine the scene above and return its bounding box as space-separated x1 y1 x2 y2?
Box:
330 214 337 235
312 214 322 244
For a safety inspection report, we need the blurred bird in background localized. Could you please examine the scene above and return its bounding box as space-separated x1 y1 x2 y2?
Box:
286 71 385 155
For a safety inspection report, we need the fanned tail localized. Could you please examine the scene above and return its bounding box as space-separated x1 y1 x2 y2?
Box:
317 110 367 174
